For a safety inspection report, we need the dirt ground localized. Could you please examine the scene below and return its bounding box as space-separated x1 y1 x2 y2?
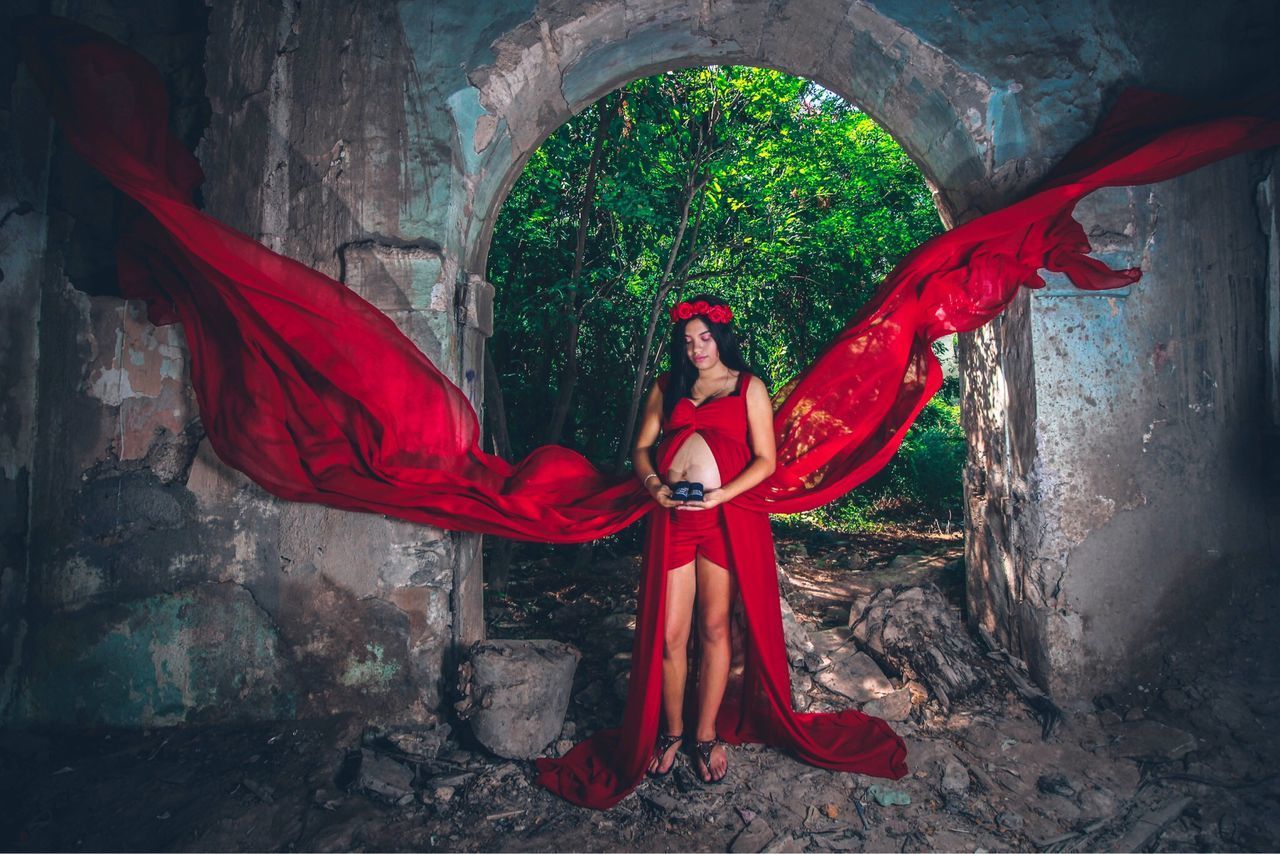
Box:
2 525 1278 852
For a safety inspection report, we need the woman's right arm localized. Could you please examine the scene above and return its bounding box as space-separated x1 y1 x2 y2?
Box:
633 380 677 508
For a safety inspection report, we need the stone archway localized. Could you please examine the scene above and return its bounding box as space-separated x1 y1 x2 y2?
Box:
444 0 999 684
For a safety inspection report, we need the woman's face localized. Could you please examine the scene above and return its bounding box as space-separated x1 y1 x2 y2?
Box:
684 317 720 371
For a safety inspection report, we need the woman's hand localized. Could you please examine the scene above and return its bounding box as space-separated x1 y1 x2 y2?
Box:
680 487 728 510
647 480 681 509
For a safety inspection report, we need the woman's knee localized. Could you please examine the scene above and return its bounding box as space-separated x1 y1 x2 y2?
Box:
663 625 691 659
698 613 730 646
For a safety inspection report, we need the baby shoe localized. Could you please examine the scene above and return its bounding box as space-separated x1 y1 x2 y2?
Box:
671 481 692 501
687 482 705 502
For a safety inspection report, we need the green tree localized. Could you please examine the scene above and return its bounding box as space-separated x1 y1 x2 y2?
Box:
487 66 955 532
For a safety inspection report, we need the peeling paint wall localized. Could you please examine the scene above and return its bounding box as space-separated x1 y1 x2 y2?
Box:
2 0 1277 726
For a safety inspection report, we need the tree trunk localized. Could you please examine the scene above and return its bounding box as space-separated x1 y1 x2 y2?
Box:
613 169 710 472
546 96 617 446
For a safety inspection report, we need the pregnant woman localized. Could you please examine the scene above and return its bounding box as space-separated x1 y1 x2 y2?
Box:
631 295 778 783
536 294 908 808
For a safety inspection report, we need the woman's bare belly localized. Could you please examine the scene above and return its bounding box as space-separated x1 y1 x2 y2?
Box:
664 431 723 490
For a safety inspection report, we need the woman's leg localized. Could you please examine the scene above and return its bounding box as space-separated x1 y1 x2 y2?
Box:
648 561 696 774
694 553 735 781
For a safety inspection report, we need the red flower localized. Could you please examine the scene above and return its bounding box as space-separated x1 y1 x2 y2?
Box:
692 300 711 316
676 302 696 320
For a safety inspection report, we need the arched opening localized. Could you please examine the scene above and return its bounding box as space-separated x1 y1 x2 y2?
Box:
446 7 1002 677
470 59 973 724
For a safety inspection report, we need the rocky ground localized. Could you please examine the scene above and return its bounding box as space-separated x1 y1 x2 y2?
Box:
2 526 1278 852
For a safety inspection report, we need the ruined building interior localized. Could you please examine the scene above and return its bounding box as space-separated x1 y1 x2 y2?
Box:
1 0 1278 851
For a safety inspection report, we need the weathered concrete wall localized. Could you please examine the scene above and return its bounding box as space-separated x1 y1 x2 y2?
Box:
2 0 1277 725
1027 161 1271 700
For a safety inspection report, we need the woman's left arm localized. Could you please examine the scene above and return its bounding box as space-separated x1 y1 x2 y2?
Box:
693 376 777 508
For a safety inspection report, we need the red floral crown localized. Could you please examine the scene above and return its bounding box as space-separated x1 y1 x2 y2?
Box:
669 299 734 324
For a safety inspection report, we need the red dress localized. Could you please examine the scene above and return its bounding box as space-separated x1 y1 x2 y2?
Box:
534 369 910 809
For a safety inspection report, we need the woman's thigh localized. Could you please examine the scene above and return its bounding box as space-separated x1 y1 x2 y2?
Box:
664 562 697 647
695 553 735 633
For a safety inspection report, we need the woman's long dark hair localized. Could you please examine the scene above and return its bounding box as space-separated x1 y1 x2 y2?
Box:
661 293 757 421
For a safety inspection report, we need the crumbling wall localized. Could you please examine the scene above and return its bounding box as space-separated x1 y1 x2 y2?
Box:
2 0 464 726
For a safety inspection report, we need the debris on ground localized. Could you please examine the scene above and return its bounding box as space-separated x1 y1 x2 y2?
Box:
2 526 1277 852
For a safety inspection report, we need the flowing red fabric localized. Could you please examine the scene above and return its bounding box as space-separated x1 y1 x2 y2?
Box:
19 15 1280 810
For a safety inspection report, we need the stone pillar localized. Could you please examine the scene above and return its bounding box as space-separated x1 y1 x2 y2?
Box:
963 156 1273 706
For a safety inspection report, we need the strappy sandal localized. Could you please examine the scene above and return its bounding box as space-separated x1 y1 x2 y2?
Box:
694 735 727 784
647 731 684 778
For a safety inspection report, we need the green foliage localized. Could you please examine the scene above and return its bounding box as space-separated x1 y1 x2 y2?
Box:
780 376 964 534
487 66 959 529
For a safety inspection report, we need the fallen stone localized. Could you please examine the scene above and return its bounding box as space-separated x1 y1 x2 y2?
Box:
1209 694 1258 736
940 758 969 796
997 810 1024 830
865 784 910 806
762 833 806 853
1109 719 1197 760
846 594 873 627
1110 796 1192 852
467 639 582 759
887 553 940 571
1076 784 1118 819
809 626 853 657
1036 772 1076 799
639 788 681 813
815 652 894 702
383 722 451 760
850 585 986 712
730 816 776 853
861 687 912 721
779 592 817 668
1160 686 1194 711
429 772 475 789
355 748 414 805
241 777 275 804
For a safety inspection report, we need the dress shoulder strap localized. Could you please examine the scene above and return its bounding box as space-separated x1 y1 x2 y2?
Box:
733 370 750 396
